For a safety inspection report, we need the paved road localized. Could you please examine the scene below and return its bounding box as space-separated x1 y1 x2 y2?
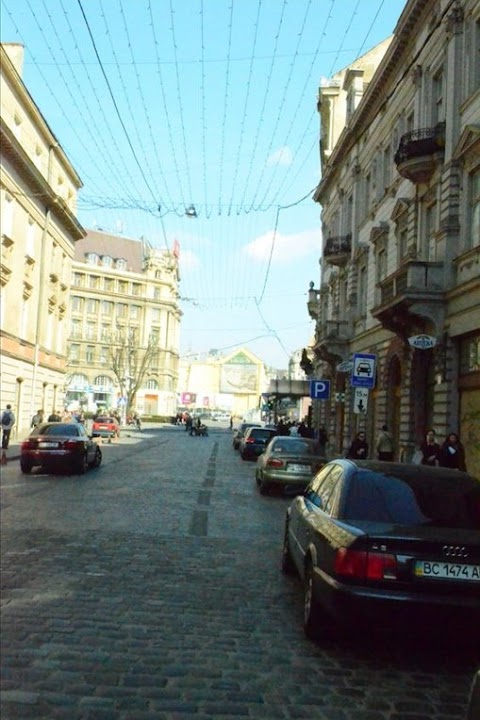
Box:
1 425 477 720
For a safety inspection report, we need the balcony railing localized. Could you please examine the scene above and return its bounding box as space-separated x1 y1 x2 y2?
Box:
323 234 352 266
374 260 445 310
394 123 445 183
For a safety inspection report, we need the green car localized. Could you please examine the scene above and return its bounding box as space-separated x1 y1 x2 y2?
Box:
255 436 325 495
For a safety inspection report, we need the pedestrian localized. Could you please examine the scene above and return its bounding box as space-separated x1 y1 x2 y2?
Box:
31 409 44 428
346 431 369 460
438 432 467 471
1 404 15 449
47 410 61 421
419 429 441 466
376 424 395 461
317 425 329 455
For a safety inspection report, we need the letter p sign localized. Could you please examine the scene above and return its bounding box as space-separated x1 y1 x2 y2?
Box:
310 380 331 400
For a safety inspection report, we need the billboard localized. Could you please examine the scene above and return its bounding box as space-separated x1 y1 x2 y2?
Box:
220 362 258 394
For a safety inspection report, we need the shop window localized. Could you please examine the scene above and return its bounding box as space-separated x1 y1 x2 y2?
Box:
460 335 480 374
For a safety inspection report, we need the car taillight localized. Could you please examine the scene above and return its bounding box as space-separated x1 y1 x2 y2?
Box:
246 437 256 443
267 458 285 468
63 440 79 449
334 548 398 580
21 440 35 449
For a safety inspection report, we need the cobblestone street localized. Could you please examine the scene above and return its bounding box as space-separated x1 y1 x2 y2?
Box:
1 425 477 719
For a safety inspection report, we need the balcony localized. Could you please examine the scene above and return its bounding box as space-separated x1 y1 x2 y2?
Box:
323 234 352 266
313 319 352 362
307 284 322 320
394 123 445 184
372 260 445 336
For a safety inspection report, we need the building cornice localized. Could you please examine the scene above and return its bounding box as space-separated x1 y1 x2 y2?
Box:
1 120 86 240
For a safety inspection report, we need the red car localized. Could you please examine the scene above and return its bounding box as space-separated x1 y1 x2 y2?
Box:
92 416 120 440
20 422 102 475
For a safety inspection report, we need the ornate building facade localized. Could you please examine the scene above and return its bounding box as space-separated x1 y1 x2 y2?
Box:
309 0 480 475
66 230 181 417
1 43 85 435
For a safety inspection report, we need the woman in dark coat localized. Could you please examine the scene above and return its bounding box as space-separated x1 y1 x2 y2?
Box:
419 429 441 466
346 431 369 460
438 432 467 471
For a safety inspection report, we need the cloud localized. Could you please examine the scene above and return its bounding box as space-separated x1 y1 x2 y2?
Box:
179 249 201 270
267 146 293 166
243 229 320 263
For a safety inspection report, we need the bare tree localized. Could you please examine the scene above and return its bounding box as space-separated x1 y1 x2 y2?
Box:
107 327 157 414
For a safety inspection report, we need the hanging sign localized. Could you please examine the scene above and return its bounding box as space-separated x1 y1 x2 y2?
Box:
408 334 437 350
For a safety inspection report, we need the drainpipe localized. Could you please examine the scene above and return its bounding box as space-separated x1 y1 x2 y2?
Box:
30 143 57 419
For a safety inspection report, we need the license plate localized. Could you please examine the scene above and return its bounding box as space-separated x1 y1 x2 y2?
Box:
38 441 59 448
415 561 480 581
287 463 309 473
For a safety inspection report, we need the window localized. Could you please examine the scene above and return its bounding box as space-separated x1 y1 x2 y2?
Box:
104 278 114 291
89 275 99 289
86 345 95 363
382 145 391 191
102 255 112 267
131 305 140 320
86 322 96 340
364 173 371 218
377 248 387 282
26 218 36 258
358 265 367 313
460 334 480 374
73 273 83 287
94 375 113 388
99 347 109 363
118 280 128 294
70 319 81 339
86 252 99 265
150 327 160 344
101 324 111 340
132 283 142 296
470 170 480 248
117 303 127 318
86 299 99 314
305 464 342 514
115 258 127 270
423 203 437 260
101 300 113 315
151 308 161 323
70 344 80 361
398 224 408 262
431 68 444 125
71 296 83 313
146 379 158 390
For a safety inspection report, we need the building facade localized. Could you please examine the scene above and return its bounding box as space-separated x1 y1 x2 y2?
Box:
66 230 181 418
309 0 480 475
1 43 85 436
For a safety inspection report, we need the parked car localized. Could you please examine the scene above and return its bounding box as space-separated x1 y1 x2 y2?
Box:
232 422 261 450
255 436 326 495
92 415 120 440
282 460 480 642
466 669 480 720
239 426 276 460
20 422 102 475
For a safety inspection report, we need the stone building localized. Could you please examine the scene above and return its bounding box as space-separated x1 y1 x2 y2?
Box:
309 0 480 475
0 43 85 436
66 230 181 418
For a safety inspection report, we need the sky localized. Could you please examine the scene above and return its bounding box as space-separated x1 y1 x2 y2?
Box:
1 0 407 369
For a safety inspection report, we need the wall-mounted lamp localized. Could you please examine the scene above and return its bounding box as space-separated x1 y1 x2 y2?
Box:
185 204 197 218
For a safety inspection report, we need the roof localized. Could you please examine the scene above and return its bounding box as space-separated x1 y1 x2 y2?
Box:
74 229 145 273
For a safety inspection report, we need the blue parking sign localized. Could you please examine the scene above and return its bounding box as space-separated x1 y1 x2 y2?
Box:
351 353 376 389
310 380 331 400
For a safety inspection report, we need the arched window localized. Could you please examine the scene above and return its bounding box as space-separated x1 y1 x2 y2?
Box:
102 255 113 267
146 379 158 390
85 252 99 265
115 258 127 270
68 374 89 390
94 375 114 388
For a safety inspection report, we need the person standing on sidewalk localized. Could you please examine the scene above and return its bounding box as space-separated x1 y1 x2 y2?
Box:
376 424 395 461
1 404 16 449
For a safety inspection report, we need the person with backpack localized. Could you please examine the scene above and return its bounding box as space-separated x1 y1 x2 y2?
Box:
1 404 16 449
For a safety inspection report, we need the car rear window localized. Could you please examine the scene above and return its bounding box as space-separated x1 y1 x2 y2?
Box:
249 429 275 440
95 417 113 423
345 468 480 530
271 439 318 455
36 424 80 437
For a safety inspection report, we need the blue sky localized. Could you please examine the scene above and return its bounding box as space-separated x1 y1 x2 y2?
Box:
1 0 407 368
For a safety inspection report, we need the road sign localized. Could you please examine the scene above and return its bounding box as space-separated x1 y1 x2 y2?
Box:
353 387 369 414
351 353 377 389
334 392 346 403
309 380 331 400
336 360 354 373
408 334 437 350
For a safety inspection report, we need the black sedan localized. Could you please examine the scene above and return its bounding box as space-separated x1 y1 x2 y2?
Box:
282 460 480 642
20 422 102 475
255 436 325 495
239 426 277 460
232 422 261 450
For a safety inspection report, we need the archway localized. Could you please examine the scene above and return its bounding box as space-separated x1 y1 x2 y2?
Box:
410 348 435 447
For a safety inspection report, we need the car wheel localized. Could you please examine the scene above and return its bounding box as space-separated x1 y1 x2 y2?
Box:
281 522 295 575
20 459 32 474
304 561 324 640
259 479 269 495
75 452 88 475
90 446 102 469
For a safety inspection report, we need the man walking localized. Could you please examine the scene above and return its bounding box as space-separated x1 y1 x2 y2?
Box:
1 404 16 449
